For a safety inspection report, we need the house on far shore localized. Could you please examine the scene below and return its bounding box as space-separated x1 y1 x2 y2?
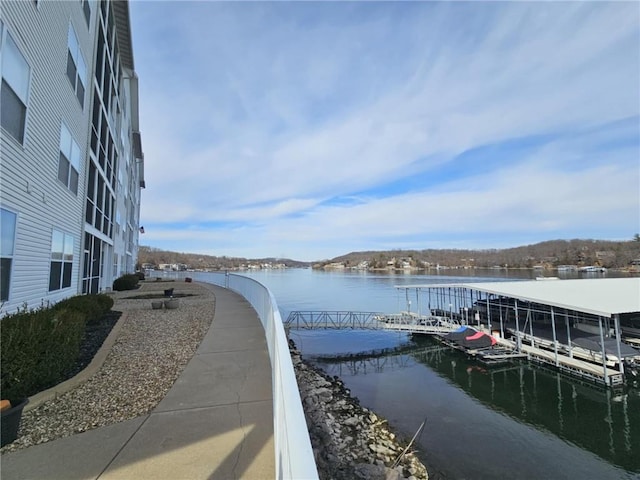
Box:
158 264 188 271
1 0 145 315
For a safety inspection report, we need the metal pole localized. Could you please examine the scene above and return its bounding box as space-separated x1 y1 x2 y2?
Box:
499 297 504 339
528 308 535 348
566 311 573 359
551 307 559 366
470 289 474 324
598 316 609 386
453 287 457 316
486 294 491 331
406 289 410 312
514 299 521 352
614 314 624 375
470 289 473 317
454 287 459 318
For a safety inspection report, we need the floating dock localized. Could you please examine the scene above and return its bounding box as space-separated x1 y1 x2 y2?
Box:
286 278 640 388
394 278 640 388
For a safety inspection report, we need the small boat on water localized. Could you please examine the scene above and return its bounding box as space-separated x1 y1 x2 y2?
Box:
579 266 607 273
557 265 578 272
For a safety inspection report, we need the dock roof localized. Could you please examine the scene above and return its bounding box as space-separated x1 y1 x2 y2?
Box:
397 278 640 318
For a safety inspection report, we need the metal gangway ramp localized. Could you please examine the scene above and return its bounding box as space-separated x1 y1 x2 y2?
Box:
285 310 460 335
285 311 382 329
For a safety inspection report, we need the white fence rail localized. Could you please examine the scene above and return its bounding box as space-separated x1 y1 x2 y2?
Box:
182 271 319 480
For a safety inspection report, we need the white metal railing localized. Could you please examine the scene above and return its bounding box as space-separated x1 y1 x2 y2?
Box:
187 271 318 480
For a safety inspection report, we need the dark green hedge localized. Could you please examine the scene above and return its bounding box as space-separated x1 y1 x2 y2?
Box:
92 294 115 315
1 307 85 403
53 294 114 325
113 274 139 291
1 294 115 402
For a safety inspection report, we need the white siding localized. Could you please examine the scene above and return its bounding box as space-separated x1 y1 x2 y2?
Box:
1 1 121 314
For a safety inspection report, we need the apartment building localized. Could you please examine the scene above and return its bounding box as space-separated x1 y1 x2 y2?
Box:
1 0 144 314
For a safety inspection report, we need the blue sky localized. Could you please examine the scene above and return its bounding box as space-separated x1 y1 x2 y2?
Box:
130 1 640 262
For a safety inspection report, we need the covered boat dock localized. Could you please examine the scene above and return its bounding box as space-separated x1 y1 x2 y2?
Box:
396 278 640 387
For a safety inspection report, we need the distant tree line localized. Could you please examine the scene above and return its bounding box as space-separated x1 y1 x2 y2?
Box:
138 238 640 272
136 246 309 271
318 238 640 270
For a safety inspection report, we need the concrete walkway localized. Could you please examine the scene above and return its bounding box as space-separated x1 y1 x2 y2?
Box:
1 285 275 479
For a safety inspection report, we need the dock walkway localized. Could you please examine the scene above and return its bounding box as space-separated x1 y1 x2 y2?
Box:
516 341 624 387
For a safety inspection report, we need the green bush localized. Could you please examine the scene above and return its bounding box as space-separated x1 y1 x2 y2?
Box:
1 307 85 402
113 274 139 291
1 294 115 401
135 271 145 281
53 294 114 325
93 293 114 314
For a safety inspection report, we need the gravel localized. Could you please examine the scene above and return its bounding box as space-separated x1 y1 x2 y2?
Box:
1 280 215 454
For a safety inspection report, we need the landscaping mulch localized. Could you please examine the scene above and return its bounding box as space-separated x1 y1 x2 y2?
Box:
63 311 122 380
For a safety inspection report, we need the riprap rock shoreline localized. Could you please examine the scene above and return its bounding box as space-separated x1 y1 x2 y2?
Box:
290 341 428 480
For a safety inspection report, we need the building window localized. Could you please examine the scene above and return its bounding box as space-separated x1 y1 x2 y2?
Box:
1 208 17 301
49 230 74 291
0 24 30 144
81 0 91 27
66 24 86 108
58 123 81 194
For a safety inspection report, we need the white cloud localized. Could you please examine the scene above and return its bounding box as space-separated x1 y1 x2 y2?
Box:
132 1 640 260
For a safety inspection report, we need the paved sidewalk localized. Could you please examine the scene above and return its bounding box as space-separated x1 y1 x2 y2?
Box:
1 285 275 479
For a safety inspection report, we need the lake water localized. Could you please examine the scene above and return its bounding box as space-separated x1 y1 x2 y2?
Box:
212 268 640 479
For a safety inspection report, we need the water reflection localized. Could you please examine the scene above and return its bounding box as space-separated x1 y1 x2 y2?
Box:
313 337 640 473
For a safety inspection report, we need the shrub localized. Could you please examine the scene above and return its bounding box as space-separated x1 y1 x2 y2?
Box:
54 296 99 323
92 293 114 313
53 294 114 325
135 271 145 281
1 307 85 402
113 274 139 291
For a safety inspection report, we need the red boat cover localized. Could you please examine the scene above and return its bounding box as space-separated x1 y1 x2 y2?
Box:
462 331 498 347
465 331 485 341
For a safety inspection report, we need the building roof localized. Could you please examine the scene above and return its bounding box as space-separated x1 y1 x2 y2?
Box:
113 0 134 70
397 278 640 318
